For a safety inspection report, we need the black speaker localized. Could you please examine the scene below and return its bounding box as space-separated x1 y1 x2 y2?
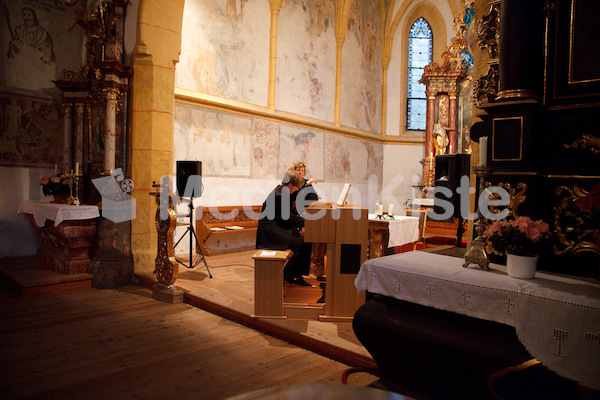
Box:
176 161 203 198
433 154 470 218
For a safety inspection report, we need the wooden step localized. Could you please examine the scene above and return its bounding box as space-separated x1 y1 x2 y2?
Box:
0 256 93 296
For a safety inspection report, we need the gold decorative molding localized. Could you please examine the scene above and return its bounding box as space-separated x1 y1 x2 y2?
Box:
492 116 523 161
485 182 527 220
564 133 600 155
476 2 500 59
554 185 599 256
474 64 499 107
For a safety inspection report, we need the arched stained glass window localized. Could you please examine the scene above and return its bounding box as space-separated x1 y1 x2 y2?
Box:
406 17 432 131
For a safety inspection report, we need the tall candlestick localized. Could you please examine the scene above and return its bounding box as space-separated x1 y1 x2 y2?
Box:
479 136 488 166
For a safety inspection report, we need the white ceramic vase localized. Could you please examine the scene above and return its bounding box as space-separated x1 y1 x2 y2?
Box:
506 253 538 279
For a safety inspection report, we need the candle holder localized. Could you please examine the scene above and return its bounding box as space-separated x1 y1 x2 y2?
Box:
463 165 494 270
67 171 83 206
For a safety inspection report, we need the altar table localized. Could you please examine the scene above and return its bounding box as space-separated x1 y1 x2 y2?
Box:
18 201 100 274
367 214 419 258
355 251 600 390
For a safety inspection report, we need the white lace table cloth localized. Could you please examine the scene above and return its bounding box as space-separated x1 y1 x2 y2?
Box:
355 251 600 390
18 200 100 227
368 214 419 247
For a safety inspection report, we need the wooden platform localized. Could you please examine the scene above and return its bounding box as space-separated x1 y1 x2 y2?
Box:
137 249 377 371
0 256 93 296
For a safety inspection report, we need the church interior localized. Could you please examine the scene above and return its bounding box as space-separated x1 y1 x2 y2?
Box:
1 0 599 399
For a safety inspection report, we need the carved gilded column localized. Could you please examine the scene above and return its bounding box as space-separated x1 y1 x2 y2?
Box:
448 92 457 154
103 87 119 173
425 90 436 157
62 103 73 173
267 0 282 111
74 103 85 172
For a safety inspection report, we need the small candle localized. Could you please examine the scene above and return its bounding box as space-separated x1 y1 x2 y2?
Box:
75 162 79 175
378 203 383 215
479 136 488 166
388 204 394 216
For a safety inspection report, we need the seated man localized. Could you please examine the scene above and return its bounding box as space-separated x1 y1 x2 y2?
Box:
256 170 312 286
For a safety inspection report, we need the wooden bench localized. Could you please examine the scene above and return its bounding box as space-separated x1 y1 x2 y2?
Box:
195 205 262 256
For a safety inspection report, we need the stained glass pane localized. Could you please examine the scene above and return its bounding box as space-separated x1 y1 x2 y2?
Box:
407 17 432 131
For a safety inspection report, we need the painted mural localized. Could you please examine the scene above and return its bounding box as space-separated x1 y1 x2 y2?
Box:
174 103 382 185
324 133 382 183
0 95 61 167
340 0 382 133
174 104 253 177
1 0 85 167
176 0 270 106
276 0 336 122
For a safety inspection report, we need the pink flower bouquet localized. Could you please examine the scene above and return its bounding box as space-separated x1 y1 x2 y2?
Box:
484 216 551 256
40 173 70 196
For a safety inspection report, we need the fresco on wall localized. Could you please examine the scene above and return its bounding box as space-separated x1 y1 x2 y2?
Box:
2 1 82 93
278 125 324 180
324 133 382 184
251 118 279 179
174 104 253 177
339 0 382 133
0 95 61 167
174 102 382 186
176 0 269 107
276 0 336 122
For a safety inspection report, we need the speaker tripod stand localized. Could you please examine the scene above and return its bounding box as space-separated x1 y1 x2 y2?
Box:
173 198 212 278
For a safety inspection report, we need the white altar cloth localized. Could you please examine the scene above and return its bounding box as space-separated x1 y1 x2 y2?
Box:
368 214 419 247
355 251 600 390
18 200 100 227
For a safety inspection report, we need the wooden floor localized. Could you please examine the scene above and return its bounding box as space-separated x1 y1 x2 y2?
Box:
136 249 377 370
0 265 383 400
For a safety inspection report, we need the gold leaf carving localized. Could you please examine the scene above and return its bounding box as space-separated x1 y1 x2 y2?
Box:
553 185 599 256
564 133 600 155
484 182 527 220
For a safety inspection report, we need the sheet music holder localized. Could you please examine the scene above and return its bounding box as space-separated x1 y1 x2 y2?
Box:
336 183 351 207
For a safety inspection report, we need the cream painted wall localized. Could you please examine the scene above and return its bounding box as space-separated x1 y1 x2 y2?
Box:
381 144 426 214
0 167 48 257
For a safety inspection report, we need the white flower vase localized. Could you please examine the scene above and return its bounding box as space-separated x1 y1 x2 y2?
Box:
506 253 538 279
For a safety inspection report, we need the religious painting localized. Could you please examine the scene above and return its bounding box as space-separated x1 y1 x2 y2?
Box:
174 104 253 177
176 0 270 106
276 0 336 121
250 118 279 179
339 0 382 133
2 0 83 94
0 94 61 167
278 125 324 181
324 133 382 184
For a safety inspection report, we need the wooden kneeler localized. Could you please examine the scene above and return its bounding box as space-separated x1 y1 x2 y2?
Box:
252 250 292 319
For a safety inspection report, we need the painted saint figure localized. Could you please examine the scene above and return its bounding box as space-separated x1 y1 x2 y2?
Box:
7 7 56 64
